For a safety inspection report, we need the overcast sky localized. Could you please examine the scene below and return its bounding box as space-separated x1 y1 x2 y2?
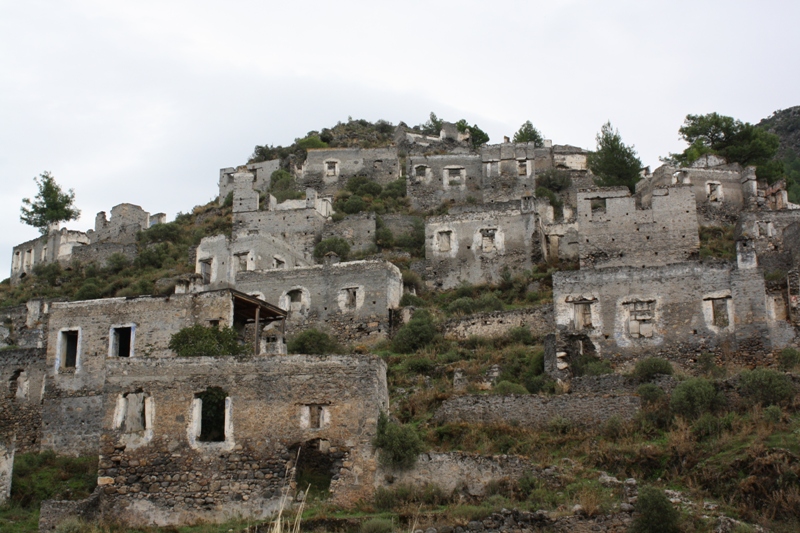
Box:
2 0 798 278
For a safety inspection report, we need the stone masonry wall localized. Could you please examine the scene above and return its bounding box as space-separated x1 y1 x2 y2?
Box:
301 148 400 195
423 203 536 290
321 213 377 254
441 305 553 341
0 348 46 453
435 393 640 428
407 154 484 211
96 355 387 527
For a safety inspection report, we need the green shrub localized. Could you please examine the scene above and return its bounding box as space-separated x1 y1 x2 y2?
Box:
74 280 102 301
691 412 731 440
738 368 793 407
572 354 612 377
313 237 351 261
360 518 394 533
402 270 424 293
404 356 434 374
33 262 62 285
548 416 572 435
633 357 673 381
778 347 800 371
603 415 625 440
11 451 97 508
629 486 680 533
493 380 528 395
168 325 246 357
287 329 340 355
343 195 367 214
636 383 665 407
373 412 425 469
506 326 535 346
376 226 394 248
764 404 783 424
222 191 233 207
55 517 98 533
536 169 572 192
399 293 426 307
391 310 437 353
105 253 130 274
670 377 718 418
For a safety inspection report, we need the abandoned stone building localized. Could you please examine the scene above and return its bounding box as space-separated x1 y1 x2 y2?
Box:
299 147 401 195
421 200 537 290
218 160 282 205
11 228 90 284
41 289 286 456
235 259 403 343
549 184 799 377
95 354 387 526
10 203 165 284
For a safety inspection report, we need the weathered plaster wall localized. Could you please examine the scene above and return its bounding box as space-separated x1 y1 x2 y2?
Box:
96 355 387 526
423 202 536 290
576 186 699 269
321 213 377 254
236 260 403 342
479 142 537 203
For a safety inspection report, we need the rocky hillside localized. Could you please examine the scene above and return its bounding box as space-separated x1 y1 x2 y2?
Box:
758 105 800 157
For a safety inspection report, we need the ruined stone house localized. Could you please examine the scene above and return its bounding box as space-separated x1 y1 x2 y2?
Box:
218 160 282 205
10 228 90 284
300 147 401 195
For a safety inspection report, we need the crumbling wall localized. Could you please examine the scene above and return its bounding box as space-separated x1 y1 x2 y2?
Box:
96 355 387 526
322 213 377 254
0 348 46 453
576 186 699 269
407 154 483 211
423 202 536 290
480 142 537 203
71 243 138 269
301 148 400 195
382 452 538 496
434 393 640 428
218 160 281 204
89 204 155 245
735 210 800 274
236 261 402 342
441 305 553 340
0 439 13 506
10 229 90 284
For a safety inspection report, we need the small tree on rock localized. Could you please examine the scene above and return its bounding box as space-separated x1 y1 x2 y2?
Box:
513 121 545 147
588 122 642 192
20 172 81 234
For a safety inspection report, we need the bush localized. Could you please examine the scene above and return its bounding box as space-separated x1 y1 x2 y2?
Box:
536 169 572 192
404 356 434 374
691 412 732 440
168 325 247 357
361 518 394 533
738 368 793 407
778 347 800 371
222 191 233 207
391 310 437 353
493 380 528 395
313 237 350 261
628 486 680 533
636 383 665 407
633 357 673 382
343 195 367 214
603 415 625 440
506 326 534 346
670 377 718 418
287 329 340 355
399 293 426 307
572 354 612 377
764 404 783 424
373 412 425 469
105 252 130 274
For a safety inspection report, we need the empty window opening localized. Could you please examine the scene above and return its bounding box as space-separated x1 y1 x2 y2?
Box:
344 287 358 309
481 228 497 252
111 326 133 358
373 160 382 169
448 168 462 178
306 404 324 429
61 330 79 369
707 182 722 203
200 259 212 284
325 161 338 177
120 391 147 434
24 249 33 270
438 230 452 252
9 369 27 400
710 298 730 327
518 161 527 176
573 302 594 330
290 439 336 498
757 221 775 238
273 257 286 269
235 252 248 272
289 289 302 303
627 300 655 338
195 387 228 442
590 198 606 214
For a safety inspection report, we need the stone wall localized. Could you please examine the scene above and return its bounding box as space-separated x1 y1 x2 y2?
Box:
301 148 400 195
434 393 640 427
0 439 13 506
321 213 377 254
423 202 536 289
71 243 138 269
736 210 800 274
441 305 553 340
96 355 387 526
218 160 281 204
0 348 46 453
38 489 102 532
10 229 90 284
89 204 156 245
407 154 483 211
381 451 538 496
576 186 699 269
479 142 537 203
236 260 402 343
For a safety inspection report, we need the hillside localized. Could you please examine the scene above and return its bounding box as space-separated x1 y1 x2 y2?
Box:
758 106 800 202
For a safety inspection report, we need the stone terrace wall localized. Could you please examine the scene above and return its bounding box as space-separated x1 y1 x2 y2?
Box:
441 305 553 340
382 452 538 496
0 348 46 453
96 355 387 527
435 393 640 428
